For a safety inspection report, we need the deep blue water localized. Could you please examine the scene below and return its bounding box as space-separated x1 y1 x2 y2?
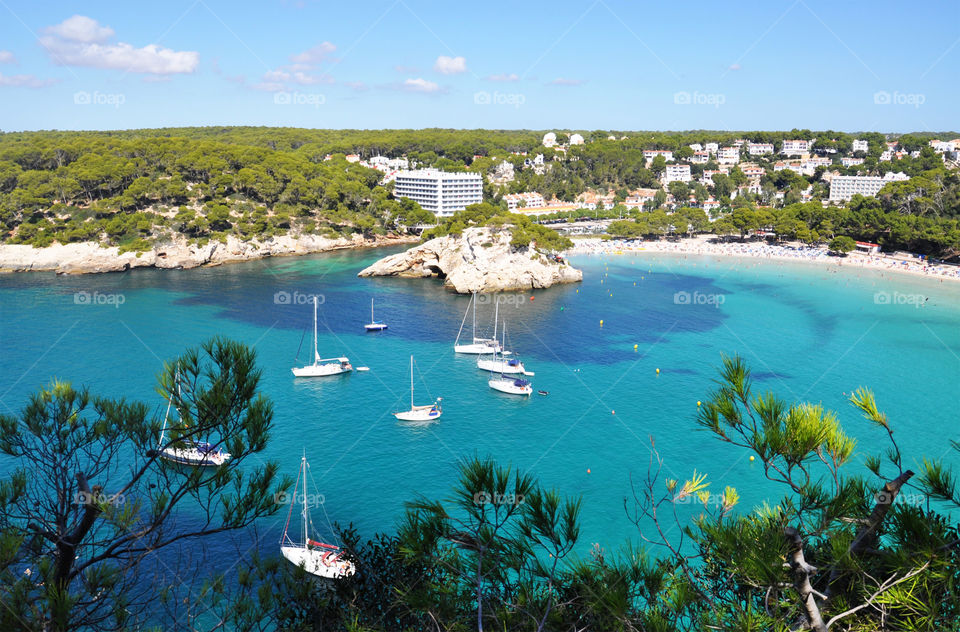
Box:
1 246 959 578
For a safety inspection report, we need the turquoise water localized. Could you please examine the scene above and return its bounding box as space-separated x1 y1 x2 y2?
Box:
1 247 959 562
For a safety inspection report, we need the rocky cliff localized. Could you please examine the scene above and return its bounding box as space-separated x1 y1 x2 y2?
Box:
357 226 582 293
0 233 416 274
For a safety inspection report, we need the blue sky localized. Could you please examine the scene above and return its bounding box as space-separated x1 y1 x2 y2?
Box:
0 0 956 132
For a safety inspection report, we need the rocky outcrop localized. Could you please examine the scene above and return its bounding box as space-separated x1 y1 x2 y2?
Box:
357 226 582 293
0 233 416 274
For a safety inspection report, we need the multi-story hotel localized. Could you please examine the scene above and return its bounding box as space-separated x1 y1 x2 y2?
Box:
828 172 909 202
393 169 483 217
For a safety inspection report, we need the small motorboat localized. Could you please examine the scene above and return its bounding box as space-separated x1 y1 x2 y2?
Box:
537 390 549 396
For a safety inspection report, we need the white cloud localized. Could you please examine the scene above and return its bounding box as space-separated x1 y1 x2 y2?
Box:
0 50 16 64
548 77 584 86
487 73 519 82
40 15 198 74
249 42 336 92
728 63 741 71
290 42 335 65
0 72 58 88
45 15 114 43
402 77 441 93
433 55 466 75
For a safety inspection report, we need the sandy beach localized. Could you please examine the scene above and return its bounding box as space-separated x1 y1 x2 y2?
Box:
566 235 960 284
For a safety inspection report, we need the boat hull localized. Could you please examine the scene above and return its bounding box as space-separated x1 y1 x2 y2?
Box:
292 363 352 377
394 408 442 422
489 379 533 395
159 447 231 467
281 545 355 579
477 359 525 374
364 323 388 331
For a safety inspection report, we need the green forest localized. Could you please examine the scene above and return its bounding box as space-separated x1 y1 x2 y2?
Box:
0 127 959 258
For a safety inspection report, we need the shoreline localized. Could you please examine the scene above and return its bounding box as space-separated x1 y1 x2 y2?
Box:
566 236 960 285
0 233 418 275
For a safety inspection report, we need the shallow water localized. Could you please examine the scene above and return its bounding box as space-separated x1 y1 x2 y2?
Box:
1 247 958 563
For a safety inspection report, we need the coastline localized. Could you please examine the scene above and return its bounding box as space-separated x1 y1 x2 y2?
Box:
0 233 419 275
567 235 960 285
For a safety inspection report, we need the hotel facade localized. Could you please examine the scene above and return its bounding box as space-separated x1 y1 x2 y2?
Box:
393 169 483 217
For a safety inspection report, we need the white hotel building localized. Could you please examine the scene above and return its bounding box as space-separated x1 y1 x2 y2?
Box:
828 172 909 202
393 170 483 217
781 139 811 156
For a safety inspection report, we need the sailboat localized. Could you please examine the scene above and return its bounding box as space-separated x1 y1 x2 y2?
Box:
280 454 356 579
454 293 508 355
292 296 353 377
394 355 442 422
158 372 231 467
364 298 387 331
489 374 533 396
477 322 532 375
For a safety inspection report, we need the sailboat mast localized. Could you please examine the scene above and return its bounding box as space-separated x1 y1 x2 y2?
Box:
409 355 414 409
493 297 499 341
371 298 374 322
301 455 308 546
312 297 319 363
472 292 477 340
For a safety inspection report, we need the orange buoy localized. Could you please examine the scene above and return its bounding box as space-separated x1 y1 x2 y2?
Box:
529 296 534 301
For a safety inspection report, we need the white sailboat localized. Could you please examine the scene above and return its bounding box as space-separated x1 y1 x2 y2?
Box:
489 374 533 396
454 293 508 355
292 296 352 377
477 322 532 375
280 454 356 579
364 297 387 331
394 355 442 422
158 372 231 467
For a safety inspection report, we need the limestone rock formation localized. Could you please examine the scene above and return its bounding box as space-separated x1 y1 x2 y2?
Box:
357 226 581 293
